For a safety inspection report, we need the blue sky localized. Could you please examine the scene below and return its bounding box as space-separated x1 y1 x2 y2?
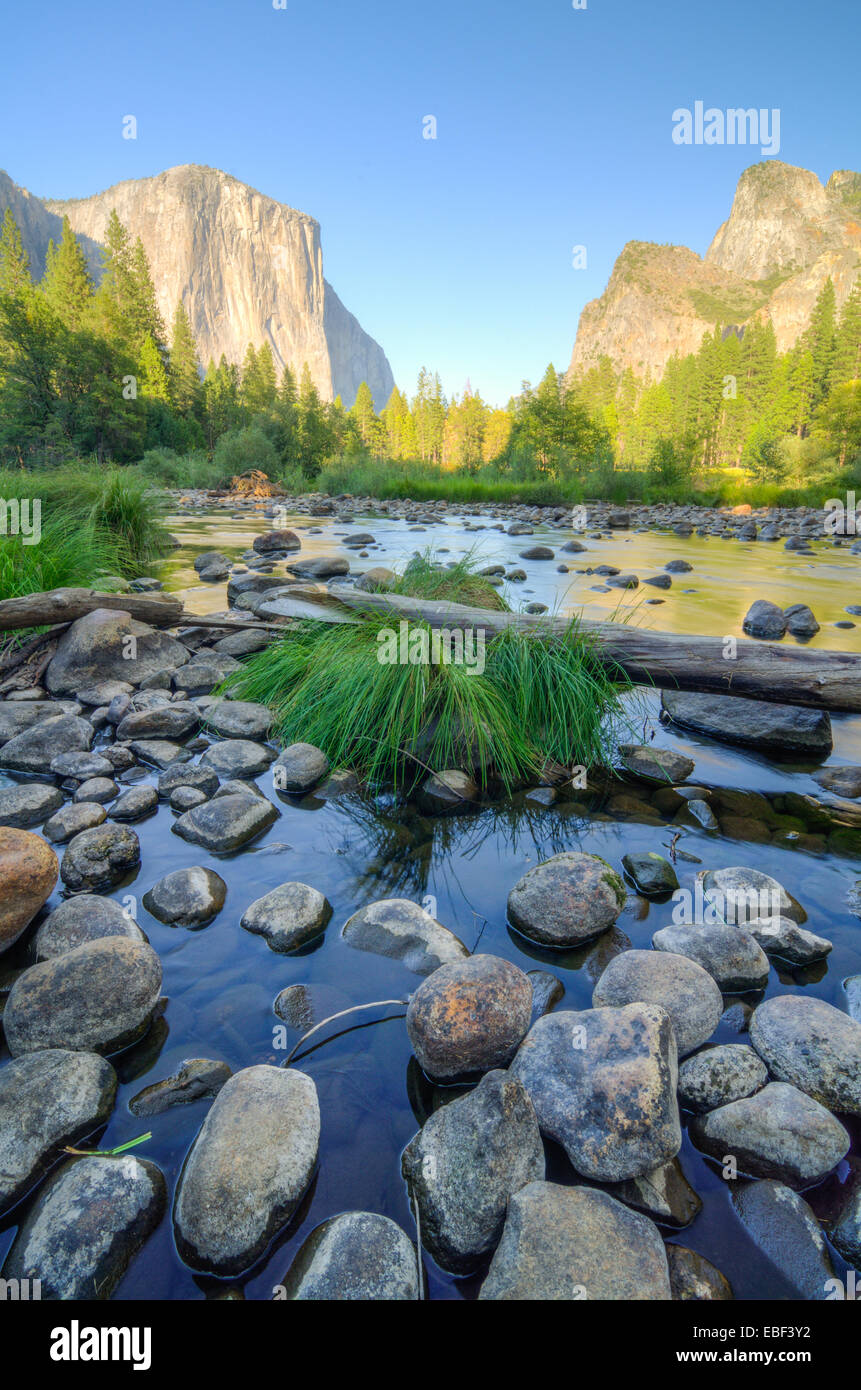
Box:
2 0 859 404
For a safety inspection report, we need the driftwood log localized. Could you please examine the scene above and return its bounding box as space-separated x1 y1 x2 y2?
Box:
0 588 185 630
316 585 861 714
3 583 861 714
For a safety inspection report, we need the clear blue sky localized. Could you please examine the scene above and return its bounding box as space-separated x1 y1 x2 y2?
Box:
2 0 858 405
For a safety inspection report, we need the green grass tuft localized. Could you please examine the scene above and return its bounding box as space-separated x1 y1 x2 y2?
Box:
224 610 628 793
393 549 510 611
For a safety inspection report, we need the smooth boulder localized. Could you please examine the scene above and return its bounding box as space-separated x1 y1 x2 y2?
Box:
691 1082 849 1187
172 792 278 851
406 954 533 1081
341 898 468 976
0 827 58 954
507 851 626 947
749 995 861 1116
3 936 162 1056
34 894 145 960
661 690 832 757
173 1065 320 1276
46 608 188 695
142 867 227 928
240 882 332 952
592 949 723 1058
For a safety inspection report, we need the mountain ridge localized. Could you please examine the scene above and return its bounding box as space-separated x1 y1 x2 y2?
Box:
566 160 861 384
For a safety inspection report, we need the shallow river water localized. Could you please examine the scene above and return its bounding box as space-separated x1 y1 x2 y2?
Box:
2 505 860 1300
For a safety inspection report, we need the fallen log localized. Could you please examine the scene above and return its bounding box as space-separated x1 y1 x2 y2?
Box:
0 588 185 631
315 585 861 714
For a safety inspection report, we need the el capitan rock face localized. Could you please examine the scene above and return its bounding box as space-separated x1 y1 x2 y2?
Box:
567 161 861 382
0 164 393 410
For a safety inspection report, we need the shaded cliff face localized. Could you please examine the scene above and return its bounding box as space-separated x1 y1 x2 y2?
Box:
0 170 102 282
1 164 393 409
567 161 861 382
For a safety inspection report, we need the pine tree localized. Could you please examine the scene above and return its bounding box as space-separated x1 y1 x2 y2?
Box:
350 381 379 447
0 208 32 298
138 331 170 402
95 210 136 341
831 278 861 387
801 277 837 407
41 216 94 330
168 301 202 415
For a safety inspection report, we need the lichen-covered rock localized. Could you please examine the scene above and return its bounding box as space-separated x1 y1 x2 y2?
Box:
510 1004 681 1181
402 1070 544 1273
0 1049 117 1213
507 851 626 947
677 1044 768 1113
280 1212 419 1300
479 1182 671 1300
406 954 533 1082
1 1154 166 1299
3 937 162 1056
174 1065 320 1276
60 823 140 891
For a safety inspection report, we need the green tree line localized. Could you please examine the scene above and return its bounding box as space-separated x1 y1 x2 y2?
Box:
0 205 859 490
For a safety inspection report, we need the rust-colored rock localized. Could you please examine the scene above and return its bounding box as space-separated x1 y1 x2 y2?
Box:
0 827 58 954
406 954 532 1082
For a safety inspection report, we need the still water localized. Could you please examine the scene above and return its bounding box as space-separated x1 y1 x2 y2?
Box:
1 506 859 1299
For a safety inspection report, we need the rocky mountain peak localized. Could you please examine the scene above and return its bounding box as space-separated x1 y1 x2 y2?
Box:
567 160 861 383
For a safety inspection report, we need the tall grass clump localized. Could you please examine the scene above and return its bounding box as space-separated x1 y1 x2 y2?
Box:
0 463 168 601
224 539 628 796
224 616 626 791
392 550 510 611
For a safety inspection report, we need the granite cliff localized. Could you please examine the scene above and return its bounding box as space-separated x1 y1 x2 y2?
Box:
567 161 861 383
0 164 393 409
